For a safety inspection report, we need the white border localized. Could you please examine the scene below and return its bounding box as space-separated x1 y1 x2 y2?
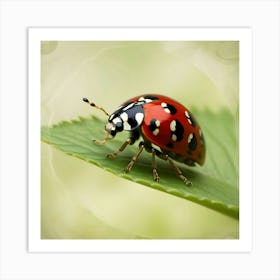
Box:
28 27 252 253
1 1 279 279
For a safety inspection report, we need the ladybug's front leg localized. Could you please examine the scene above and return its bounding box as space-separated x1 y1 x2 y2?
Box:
106 130 140 159
106 138 132 159
124 142 145 173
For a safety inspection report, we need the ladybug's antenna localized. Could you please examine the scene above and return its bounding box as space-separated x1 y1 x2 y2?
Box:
83 97 109 116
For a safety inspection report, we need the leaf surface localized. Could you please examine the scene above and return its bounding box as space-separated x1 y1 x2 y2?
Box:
41 110 239 219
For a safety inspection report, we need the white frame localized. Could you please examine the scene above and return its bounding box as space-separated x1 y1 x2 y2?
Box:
1 1 279 279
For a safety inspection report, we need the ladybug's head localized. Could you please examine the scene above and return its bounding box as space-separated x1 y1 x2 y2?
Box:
104 117 124 138
83 97 143 144
83 97 124 144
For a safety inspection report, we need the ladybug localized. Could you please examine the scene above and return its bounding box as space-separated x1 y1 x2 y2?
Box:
83 94 205 186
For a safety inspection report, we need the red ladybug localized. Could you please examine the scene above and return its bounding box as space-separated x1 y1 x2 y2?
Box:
83 94 205 186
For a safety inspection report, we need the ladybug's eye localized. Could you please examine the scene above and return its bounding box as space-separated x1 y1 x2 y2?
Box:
110 130 117 137
115 122 123 132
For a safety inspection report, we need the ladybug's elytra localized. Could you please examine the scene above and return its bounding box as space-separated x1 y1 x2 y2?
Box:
83 94 205 186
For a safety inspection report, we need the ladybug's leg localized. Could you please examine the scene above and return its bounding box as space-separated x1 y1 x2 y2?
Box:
164 155 192 186
107 130 140 158
140 142 160 182
106 138 132 158
151 149 192 185
151 148 160 182
124 142 145 173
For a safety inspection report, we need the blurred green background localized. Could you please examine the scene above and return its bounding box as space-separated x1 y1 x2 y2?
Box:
41 41 239 239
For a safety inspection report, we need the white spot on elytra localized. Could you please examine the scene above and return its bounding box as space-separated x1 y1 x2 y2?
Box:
188 133 193 143
135 112 144 125
185 111 192 125
153 128 159 136
170 120 176 132
144 98 153 103
138 97 153 103
162 102 171 114
172 134 177 141
155 120 160 127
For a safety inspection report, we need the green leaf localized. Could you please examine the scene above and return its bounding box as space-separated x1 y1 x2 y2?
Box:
41 110 239 219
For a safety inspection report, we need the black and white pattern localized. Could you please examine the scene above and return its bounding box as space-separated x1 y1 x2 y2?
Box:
149 118 161 136
185 110 196 127
138 95 159 104
187 133 197 151
108 102 145 134
170 120 184 142
161 102 177 114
